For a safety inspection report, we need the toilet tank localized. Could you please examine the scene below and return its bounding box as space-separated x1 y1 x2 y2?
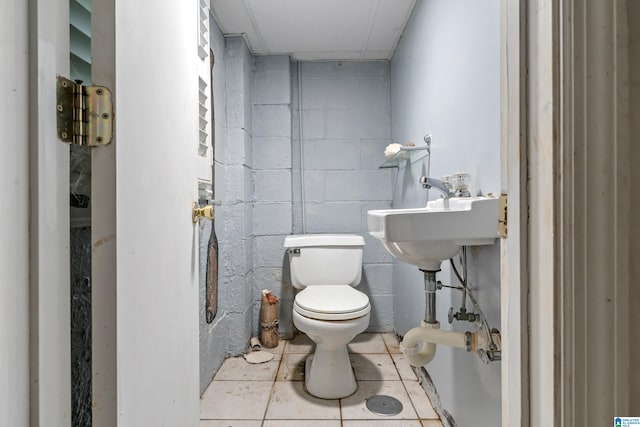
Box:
284 234 365 289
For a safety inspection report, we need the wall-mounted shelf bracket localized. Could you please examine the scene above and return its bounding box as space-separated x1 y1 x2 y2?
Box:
379 135 431 169
380 146 430 169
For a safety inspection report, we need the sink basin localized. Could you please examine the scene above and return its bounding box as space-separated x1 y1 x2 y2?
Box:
367 197 499 271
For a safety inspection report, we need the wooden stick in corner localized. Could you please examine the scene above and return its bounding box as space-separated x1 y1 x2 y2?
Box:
260 290 279 348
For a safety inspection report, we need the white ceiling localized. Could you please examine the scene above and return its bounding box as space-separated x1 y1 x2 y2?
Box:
210 0 417 61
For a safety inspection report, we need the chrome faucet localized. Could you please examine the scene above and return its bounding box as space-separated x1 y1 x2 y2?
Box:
420 176 456 198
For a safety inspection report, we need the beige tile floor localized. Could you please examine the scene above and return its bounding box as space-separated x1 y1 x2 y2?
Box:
200 333 443 426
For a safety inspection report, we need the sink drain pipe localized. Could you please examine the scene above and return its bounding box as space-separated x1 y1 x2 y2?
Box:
401 320 492 367
399 270 439 365
400 270 492 367
423 270 437 324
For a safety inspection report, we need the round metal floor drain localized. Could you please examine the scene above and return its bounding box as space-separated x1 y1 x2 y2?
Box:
366 394 403 416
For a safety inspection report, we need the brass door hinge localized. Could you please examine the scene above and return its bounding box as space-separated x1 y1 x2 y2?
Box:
498 193 508 238
56 76 113 146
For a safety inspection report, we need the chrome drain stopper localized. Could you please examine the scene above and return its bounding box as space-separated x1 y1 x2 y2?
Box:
365 395 403 416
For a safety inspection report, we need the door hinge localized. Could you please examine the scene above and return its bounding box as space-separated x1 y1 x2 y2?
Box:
56 76 113 146
498 193 508 238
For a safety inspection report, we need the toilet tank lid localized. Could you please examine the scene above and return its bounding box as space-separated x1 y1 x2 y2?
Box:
284 234 365 248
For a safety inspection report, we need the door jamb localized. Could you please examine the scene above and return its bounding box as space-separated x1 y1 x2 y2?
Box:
1 1 30 425
91 1 118 425
500 0 530 425
28 0 72 424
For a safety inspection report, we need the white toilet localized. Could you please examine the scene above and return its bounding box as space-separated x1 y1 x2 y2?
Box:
284 234 371 399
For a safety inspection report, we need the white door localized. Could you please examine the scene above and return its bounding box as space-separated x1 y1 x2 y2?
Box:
91 1 201 426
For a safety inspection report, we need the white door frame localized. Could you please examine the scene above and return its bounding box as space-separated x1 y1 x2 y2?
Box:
1 1 31 425
90 1 117 425
28 0 72 424
500 0 529 425
502 1 634 425
525 0 559 424
555 1 632 423
3 1 71 424
500 0 568 424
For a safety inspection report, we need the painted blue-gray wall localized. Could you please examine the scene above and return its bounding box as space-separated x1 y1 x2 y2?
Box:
390 0 501 425
199 21 255 393
292 61 395 331
251 55 294 338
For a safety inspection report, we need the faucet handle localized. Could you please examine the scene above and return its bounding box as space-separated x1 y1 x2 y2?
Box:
450 172 470 192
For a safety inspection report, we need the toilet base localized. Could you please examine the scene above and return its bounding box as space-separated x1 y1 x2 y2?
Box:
292 309 370 400
304 348 357 399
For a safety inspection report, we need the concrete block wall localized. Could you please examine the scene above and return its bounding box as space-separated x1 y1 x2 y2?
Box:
218 35 255 351
251 56 294 338
199 23 255 393
292 61 395 332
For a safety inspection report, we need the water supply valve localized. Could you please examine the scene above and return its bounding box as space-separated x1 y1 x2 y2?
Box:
477 328 502 363
448 307 479 324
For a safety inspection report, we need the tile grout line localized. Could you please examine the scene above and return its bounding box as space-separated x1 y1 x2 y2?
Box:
399 376 423 423
261 351 285 425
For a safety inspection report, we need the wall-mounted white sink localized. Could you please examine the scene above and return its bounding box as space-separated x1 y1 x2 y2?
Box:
367 197 499 271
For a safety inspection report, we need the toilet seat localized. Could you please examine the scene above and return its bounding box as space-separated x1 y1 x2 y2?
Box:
294 285 371 321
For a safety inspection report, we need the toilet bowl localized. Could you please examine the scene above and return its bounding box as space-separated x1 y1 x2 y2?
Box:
293 285 370 398
284 234 370 399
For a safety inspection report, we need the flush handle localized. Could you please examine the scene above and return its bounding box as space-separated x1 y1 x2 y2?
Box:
286 248 301 255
